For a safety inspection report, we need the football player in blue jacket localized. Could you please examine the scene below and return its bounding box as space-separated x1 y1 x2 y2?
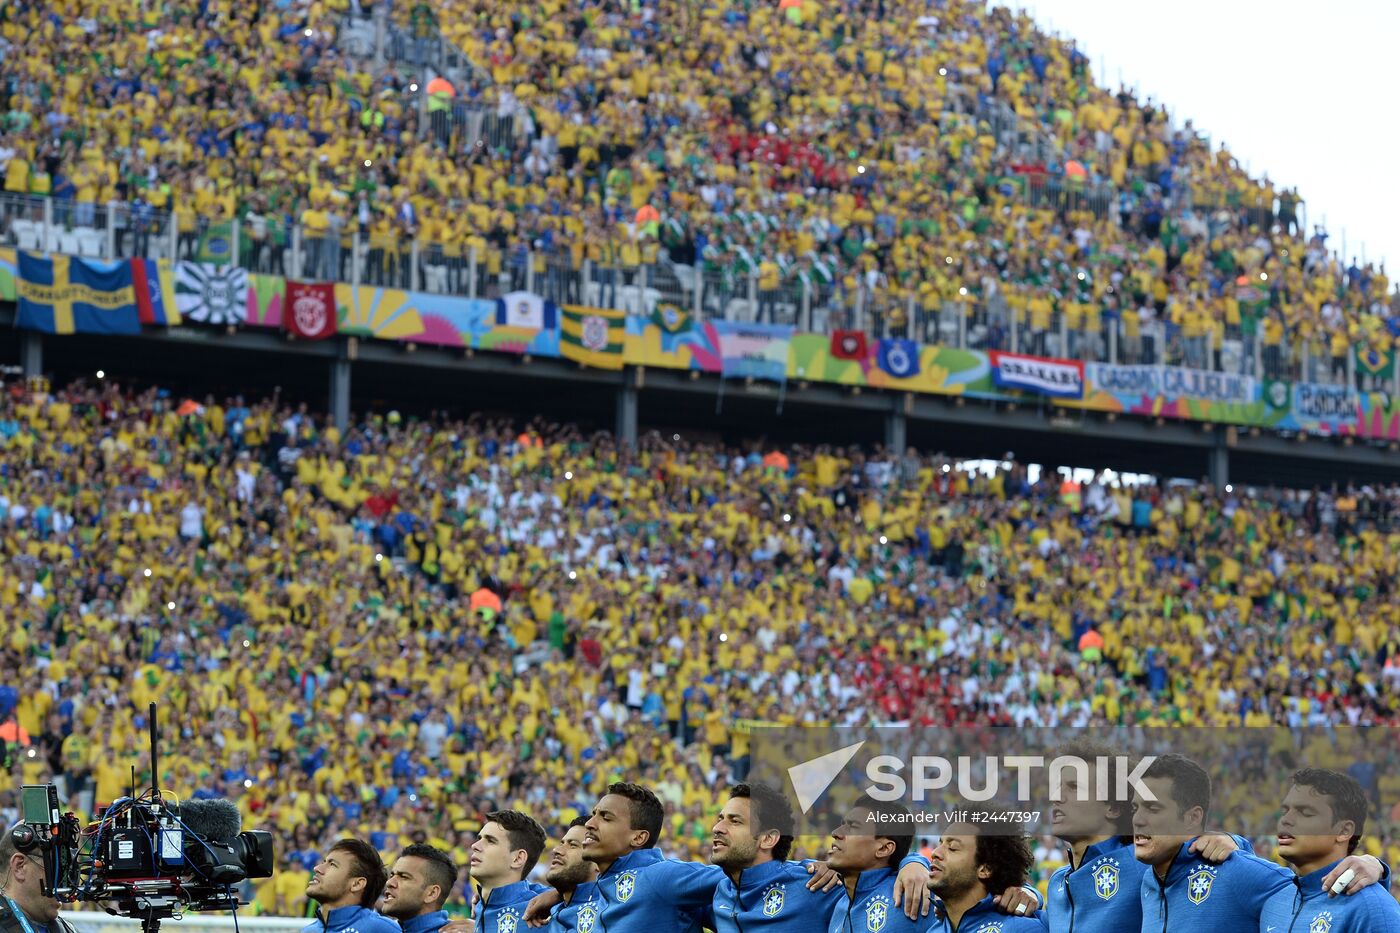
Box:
470 811 550 933
710 782 933 933
926 818 1045 933
382 844 459 933
826 796 929 933
1132 755 1387 933
542 818 600 933
1259 768 1400 933
303 839 400 933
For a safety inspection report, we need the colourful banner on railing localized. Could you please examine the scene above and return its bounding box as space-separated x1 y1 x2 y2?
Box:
1078 363 1262 425
713 321 793 383
991 351 1085 399
8 257 1398 442
175 261 248 326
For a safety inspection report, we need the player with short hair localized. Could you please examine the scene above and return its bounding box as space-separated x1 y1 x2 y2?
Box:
303 839 400 933
470 810 549 933
1259 768 1400 933
710 782 932 933
382 844 459 933
544 817 598 933
1132 755 1385 933
825 796 926 933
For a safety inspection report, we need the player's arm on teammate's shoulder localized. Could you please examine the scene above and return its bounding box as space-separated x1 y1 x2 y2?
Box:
522 888 561 926
891 854 932 919
991 885 1043 918
653 857 725 908
1321 853 1388 896
1187 831 1245 862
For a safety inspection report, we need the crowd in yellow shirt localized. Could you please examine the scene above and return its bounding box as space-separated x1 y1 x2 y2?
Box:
3 377 1400 911
1 0 1395 362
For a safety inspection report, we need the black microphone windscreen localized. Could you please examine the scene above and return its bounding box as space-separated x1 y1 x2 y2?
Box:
180 799 242 843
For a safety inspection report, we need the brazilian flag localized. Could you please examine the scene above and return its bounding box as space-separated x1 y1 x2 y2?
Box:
1355 345 1394 378
650 301 692 335
194 221 234 265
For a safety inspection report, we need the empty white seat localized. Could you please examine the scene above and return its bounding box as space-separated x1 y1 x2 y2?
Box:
11 219 38 250
75 228 105 257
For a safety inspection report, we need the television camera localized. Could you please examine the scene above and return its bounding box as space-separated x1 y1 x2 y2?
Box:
11 705 274 933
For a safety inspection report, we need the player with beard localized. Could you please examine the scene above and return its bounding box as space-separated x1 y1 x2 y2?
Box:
382 844 459 933
710 783 933 933
926 817 1043 933
543 818 600 933
302 839 400 933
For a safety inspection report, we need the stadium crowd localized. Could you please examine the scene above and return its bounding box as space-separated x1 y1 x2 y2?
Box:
0 0 1396 369
1 375 1399 918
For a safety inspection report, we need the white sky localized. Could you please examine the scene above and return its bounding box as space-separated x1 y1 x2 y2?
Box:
1016 0 1400 281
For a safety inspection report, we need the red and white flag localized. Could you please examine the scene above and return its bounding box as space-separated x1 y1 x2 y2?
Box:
284 281 338 340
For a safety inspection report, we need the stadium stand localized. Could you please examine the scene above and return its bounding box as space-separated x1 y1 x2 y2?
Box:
1 376 1399 915
0 0 1395 381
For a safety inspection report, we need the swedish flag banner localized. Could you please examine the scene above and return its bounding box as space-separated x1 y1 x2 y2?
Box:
17 252 142 335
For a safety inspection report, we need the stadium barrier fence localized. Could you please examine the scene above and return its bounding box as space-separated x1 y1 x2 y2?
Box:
0 191 1392 393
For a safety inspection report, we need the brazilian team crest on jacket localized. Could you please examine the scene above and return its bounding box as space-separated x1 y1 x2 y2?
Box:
1309 912 1333 933
1092 859 1120 900
498 910 519 933
577 904 599 933
1187 867 1215 905
762 885 785 917
616 870 637 902
865 897 889 932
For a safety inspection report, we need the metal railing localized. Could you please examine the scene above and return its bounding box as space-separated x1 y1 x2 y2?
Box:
2 191 1396 393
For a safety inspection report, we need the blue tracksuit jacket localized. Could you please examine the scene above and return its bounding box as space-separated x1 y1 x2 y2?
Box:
479 879 550 933
571 848 721 933
1258 858 1400 933
302 905 401 933
711 859 845 933
925 894 1045 933
712 855 933 933
1045 836 1145 933
397 910 450 933
1138 842 1293 933
828 869 925 933
550 882 600 933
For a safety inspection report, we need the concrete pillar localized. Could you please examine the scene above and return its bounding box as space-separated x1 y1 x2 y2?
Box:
1209 429 1229 490
616 379 638 447
20 331 42 378
330 345 352 433
885 396 907 454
